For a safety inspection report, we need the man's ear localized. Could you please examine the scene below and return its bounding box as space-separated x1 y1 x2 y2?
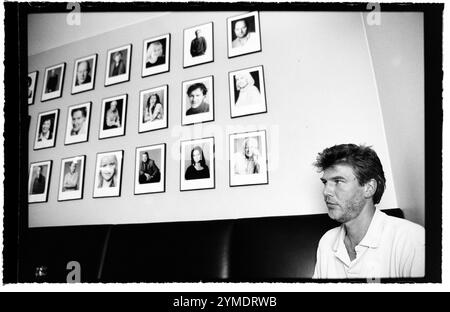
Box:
364 179 377 199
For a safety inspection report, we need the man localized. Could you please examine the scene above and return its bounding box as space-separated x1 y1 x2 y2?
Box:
110 51 126 77
232 19 258 49
38 118 52 141
234 137 260 175
46 69 59 93
139 152 161 184
75 60 91 86
186 83 210 115
190 29 207 57
105 100 121 129
313 144 424 279
31 166 46 194
63 161 79 191
70 107 87 136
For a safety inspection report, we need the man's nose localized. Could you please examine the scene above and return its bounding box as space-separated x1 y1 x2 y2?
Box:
323 182 334 197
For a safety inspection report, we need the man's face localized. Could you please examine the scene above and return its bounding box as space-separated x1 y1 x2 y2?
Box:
36 166 42 176
77 61 89 84
189 88 206 108
114 53 122 63
70 162 77 173
142 153 148 162
42 119 51 133
234 20 248 39
320 164 367 223
72 110 85 132
110 101 117 110
195 30 201 38
244 139 258 157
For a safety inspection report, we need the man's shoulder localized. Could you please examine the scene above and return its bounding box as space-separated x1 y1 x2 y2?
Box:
383 212 425 243
318 225 341 248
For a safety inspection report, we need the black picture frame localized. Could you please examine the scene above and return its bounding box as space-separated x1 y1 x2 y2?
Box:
92 150 124 198
64 102 92 145
71 53 97 95
134 143 166 195
104 44 132 87
57 155 86 202
180 137 215 192
138 85 169 133
99 94 128 140
141 33 170 77
28 160 52 203
181 75 215 126
229 129 269 187
183 21 214 68
33 108 59 150
227 11 262 58
41 62 66 102
28 71 38 105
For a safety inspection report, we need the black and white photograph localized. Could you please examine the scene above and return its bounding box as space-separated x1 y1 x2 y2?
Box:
71 54 97 94
229 130 268 187
142 34 170 77
41 62 65 101
105 44 132 86
180 137 215 191
93 150 124 198
28 71 38 105
64 102 91 145
99 94 127 139
139 85 168 133
183 22 214 68
229 65 267 118
57 155 86 201
135 144 166 195
227 11 262 58
181 75 214 126
28 160 52 203
33 109 59 150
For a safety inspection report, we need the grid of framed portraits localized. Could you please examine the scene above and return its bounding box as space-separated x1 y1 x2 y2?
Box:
64 102 91 145
229 130 268 187
105 44 132 86
139 85 168 133
33 109 59 150
227 11 262 58
180 137 215 191
93 150 124 198
28 71 38 105
41 62 65 102
228 65 267 118
135 144 166 194
182 75 214 126
28 160 52 203
57 155 86 201
99 94 128 139
71 54 97 94
183 22 214 68
142 34 170 77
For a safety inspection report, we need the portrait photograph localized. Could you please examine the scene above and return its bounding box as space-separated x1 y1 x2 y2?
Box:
142 34 170 77
183 22 214 68
71 54 97 94
180 137 215 191
229 65 267 118
28 160 52 203
64 102 91 145
139 85 168 133
99 94 127 139
33 109 59 150
93 150 124 198
57 155 86 201
41 62 65 101
135 144 166 195
227 11 262 58
28 71 38 105
181 75 214 126
105 44 132 86
229 130 268 187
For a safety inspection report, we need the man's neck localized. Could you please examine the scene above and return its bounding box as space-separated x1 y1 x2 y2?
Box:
344 203 376 247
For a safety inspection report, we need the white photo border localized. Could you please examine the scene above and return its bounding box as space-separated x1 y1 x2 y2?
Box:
138 85 169 133
134 143 166 195
57 155 86 201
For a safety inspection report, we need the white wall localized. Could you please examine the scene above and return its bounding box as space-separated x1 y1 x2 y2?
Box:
28 12 399 227
364 13 424 226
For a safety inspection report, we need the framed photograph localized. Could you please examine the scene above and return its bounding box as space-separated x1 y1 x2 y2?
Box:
227 11 262 58
180 137 215 191
134 144 166 195
229 65 267 118
28 71 38 105
93 150 124 198
99 94 127 139
33 109 59 150
41 62 65 101
139 85 168 133
57 155 86 201
229 130 268 187
181 75 214 126
28 160 52 203
64 102 91 145
105 44 132 86
183 22 214 68
142 34 170 77
71 53 97 94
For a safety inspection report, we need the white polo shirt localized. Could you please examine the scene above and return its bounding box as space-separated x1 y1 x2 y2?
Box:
313 209 425 279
